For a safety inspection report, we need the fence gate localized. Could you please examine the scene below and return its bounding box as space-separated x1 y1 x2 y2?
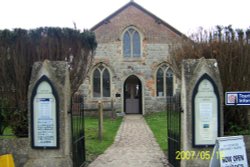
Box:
167 93 181 167
71 94 86 167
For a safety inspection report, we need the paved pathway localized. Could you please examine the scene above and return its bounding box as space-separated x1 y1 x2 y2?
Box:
88 115 169 167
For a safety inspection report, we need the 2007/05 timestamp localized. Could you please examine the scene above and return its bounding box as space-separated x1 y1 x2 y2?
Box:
176 150 225 160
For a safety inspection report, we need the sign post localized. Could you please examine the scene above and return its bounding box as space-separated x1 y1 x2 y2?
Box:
210 136 249 167
98 101 103 141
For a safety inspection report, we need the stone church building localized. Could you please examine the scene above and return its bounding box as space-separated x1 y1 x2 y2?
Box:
80 1 184 114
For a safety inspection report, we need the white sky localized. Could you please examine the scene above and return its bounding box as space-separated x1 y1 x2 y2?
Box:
0 0 249 35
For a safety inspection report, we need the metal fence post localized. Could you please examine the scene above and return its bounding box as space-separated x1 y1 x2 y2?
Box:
167 93 181 167
71 94 86 167
111 98 114 119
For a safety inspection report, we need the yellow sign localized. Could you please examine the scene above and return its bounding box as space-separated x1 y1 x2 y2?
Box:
0 154 15 167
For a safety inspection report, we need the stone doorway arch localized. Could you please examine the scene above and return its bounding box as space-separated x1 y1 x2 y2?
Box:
124 75 142 114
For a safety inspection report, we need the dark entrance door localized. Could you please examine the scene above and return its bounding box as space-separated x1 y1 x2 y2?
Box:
124 75 142 114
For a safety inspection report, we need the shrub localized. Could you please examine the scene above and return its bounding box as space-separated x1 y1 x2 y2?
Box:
0 98 12 135
170 25 250 133
9 109 28 137
0 27 97 136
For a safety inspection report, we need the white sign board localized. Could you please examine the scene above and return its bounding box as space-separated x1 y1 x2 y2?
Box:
210 136 248 167
194 79 218 146
32 80 58 148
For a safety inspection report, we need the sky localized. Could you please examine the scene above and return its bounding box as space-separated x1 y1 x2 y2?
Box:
0 0 249 35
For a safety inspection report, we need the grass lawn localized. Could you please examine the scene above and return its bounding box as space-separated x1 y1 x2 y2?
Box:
144 111 168 152
0 127 15 139
85 116 122 162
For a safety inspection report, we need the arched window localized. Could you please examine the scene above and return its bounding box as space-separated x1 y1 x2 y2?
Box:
93 64 110 97
93 69 101 97
102 69 110 97
123 28 141 57
156 68 164 96
156 65 174 97
166 68 173 96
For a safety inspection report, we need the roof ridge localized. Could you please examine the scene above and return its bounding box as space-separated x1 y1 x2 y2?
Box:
90 1 134 31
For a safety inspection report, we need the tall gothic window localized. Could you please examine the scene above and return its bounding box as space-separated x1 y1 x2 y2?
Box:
156 68 164 96
156 65 174 97
166 68 173 96
93 64 110 97
123 28 141 57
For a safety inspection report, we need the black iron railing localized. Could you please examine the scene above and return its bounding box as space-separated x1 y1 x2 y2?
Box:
167 93 181 167
71 94 86 167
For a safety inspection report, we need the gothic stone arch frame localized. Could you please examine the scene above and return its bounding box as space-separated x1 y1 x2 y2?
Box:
30 75 60 149
192 73 221 147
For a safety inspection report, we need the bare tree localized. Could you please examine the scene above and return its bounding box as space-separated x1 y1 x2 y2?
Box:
170 26 250 133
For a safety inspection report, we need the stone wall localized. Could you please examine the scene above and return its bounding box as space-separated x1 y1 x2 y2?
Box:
24 60 72 167
181 58 224 167
0 138 29 167
0 60 74 167
244 135 250 165
80 3 184 115
80 42 180 114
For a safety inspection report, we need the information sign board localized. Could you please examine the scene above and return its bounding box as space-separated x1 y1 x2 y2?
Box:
31 76 59 149
192 74 220 147
210 136 248 167
225 92 250 106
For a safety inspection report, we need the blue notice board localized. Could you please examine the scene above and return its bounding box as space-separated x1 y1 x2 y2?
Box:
225 92 250 106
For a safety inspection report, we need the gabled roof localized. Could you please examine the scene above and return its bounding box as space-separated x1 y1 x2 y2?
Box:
90 1 185 37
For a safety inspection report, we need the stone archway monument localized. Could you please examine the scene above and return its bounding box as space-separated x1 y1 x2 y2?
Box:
24 60 72 167
181 58 223 167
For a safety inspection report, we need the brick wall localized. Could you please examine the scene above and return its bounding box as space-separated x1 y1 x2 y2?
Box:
93 5 181 44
